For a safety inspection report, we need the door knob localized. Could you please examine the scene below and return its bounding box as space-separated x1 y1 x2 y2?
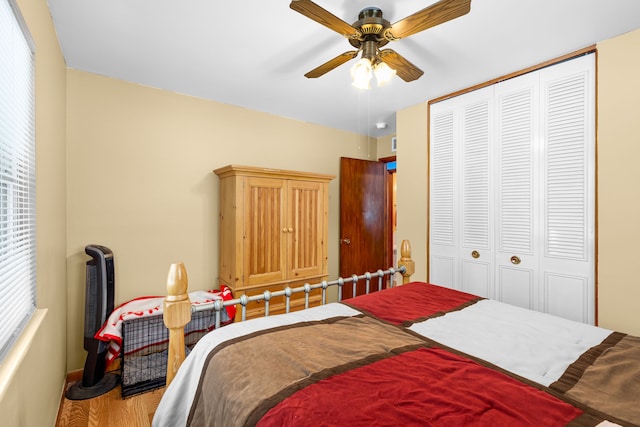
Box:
340 238 351 245
471 250 480 259
510 255 521 265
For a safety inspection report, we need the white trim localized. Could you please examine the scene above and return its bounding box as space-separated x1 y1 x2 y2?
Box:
0 309 47 401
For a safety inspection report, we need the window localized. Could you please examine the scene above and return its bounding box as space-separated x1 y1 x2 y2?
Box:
0 0 36 362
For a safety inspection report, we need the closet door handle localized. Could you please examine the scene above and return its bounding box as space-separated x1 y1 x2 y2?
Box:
471 250 480 259
510 256 521 265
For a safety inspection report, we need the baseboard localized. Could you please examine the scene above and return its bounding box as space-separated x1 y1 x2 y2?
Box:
65 369 83 387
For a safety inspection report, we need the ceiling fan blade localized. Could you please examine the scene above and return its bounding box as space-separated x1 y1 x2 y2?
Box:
379 50 424 82
304 51 359 78
290 0 359 38
387 0 471 40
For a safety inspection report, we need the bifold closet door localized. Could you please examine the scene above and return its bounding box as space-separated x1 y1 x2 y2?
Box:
429 54 595 324
429 86 495 298
429 97 459 291
537 55 595 324
494 71 540 311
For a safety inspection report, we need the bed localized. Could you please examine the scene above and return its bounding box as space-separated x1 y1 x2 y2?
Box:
152 240 640 427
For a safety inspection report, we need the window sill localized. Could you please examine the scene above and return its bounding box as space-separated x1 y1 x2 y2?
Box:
0 308 48 401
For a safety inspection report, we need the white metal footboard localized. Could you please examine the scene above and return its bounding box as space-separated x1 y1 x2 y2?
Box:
204 266 406 329
163 239 416 386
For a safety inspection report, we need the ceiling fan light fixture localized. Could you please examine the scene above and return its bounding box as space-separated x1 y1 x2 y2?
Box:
374 61 396 86
292 0 471 84
350 57 373 89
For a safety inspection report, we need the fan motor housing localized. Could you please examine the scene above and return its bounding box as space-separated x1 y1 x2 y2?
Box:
350 7 390 48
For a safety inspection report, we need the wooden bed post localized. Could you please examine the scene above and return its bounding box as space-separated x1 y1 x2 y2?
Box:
163 262 191 387
398 240 415 284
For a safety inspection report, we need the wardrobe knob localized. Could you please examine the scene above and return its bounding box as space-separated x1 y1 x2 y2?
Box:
510 256 521 265
471 250 480 259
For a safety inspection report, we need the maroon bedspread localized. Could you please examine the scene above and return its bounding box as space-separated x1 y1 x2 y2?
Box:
259 347 590 427
344 281 482 325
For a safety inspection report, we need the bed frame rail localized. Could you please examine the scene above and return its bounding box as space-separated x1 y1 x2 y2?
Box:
205 265 403 328
163 239 415 385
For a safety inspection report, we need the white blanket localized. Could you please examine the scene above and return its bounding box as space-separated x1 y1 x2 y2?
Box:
409 299 612 386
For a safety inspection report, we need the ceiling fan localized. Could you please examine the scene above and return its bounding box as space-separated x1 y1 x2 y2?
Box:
290 0 471 88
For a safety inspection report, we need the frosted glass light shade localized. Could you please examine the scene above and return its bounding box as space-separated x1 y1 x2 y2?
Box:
374 62 396 86
351 58 373 89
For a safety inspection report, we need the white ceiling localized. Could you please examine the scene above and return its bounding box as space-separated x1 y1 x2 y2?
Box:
46 0 640 138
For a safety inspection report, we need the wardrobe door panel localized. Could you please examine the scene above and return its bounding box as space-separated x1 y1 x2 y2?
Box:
287 180 325 280
244 177 287 286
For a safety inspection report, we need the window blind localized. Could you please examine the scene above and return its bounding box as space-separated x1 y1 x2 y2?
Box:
0 0 36 362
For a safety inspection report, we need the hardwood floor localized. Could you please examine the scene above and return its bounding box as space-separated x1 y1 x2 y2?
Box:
56 374 165 427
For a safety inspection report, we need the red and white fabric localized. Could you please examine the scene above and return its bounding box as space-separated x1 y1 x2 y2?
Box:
95 285 235 366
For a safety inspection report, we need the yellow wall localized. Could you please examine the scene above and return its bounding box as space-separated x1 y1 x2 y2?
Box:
376 134 396 159
0 0 68 425
596 28 640 336
66 70 376 370
396 103 429 281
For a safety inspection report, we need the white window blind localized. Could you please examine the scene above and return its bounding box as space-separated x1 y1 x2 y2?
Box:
0 0 36 362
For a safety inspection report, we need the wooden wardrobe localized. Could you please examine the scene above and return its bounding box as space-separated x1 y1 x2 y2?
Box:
214 165 335 320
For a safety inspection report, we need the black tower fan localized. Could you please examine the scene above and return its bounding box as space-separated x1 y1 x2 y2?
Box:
65 245 120 400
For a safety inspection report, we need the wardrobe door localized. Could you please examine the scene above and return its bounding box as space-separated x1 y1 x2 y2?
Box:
243 176 287 286
429 100 458 289
458 86 495 298
538 54 595 324
494 72 540 310
286 179 326 280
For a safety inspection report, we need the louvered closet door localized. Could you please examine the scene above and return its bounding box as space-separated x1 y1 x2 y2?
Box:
458 86 495 298
538 55 595 324
430 86 495 297
429 54 595 323
494 72 540 310
429 99 458 289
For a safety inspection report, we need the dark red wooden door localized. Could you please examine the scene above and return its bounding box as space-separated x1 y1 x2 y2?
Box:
339 157 387 299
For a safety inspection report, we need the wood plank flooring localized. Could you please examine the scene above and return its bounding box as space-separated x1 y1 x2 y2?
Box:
56 378 164 427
